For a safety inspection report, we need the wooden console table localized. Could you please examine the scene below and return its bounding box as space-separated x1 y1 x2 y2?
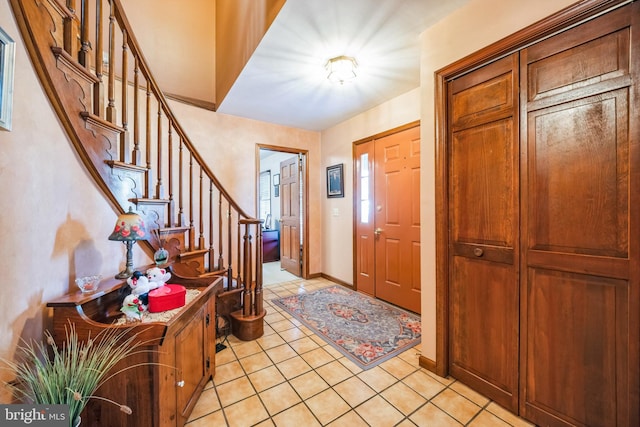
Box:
46 272 222 427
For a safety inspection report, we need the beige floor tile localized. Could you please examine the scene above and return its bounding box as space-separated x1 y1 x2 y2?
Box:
409 402 462 427
277 326 306 342
333 376 376 407
338 356 364 375
257 333 286 350
270 319 297 332
310 334 329 346
357 366 398 392
485 403 536 427
450 381 490 407
396 419 419 427
213 360 245 385
289 371 329 400
254 419 276 427
214 346 238 365
381 381 427 415
326 410 369 427
239 351 273 374
402 370 448 400
271 402 321 427
187 386 221 420
305 388 351 424
265 344 297 363
276 355 312 379
355 395 404 427
259 382 302 416
468 410 512 426
264 311 287 324
216 376 256 407
223 395 270 427
248 365 286 392
288 336 320 354
185 409 227 426
232 340 263 359
321 343 344 359
431 388 482 425
300 347 335 368
315 360 354 386
380 355 419 379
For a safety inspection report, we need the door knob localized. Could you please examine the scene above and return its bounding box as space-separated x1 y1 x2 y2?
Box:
374 228 383 236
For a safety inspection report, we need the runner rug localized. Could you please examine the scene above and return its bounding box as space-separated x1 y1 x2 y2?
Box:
271 285 421 370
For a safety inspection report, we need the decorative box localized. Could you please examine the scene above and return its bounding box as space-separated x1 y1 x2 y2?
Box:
148 284 186 313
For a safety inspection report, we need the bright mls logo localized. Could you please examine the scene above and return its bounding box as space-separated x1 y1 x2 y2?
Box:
0 405 68 426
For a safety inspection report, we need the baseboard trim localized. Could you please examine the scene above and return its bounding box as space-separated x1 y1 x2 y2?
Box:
419 355 437 374
319 273 352 288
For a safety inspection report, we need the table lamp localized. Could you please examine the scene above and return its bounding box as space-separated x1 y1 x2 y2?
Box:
109 207 149 279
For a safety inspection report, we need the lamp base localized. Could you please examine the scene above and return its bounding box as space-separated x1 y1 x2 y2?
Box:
115 267 134 280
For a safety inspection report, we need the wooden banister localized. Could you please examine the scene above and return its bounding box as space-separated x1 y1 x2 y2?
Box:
9 0 266 339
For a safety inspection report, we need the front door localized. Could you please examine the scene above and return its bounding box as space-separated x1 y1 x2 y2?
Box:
355 124 421 313
280 155 301 276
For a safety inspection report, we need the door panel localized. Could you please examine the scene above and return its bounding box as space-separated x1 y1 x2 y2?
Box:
374 125 421 313
520 4 638 425
448 54 520 411
280 156 301 276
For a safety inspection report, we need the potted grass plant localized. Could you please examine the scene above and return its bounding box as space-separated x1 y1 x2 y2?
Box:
2 322 151 427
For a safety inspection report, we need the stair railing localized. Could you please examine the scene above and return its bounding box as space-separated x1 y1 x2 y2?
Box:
57 0 263 314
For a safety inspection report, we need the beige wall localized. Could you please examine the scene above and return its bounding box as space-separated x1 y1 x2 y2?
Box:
0 1 151 402
418 0 577 360
320 88 421 283
120 0 216 103
168 102 322 275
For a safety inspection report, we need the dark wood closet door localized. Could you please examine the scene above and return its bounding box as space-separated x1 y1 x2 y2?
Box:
520 4 639 426
447 54 520 411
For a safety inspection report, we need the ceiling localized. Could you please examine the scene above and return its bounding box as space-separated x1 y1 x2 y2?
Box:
216 0 468 132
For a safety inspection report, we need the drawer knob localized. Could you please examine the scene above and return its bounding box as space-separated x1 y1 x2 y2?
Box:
473 248 484 257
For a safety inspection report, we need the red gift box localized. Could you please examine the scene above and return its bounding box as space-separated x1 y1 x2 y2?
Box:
148 284 186 313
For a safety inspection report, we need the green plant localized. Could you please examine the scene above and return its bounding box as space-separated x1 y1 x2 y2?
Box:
2 322 152 427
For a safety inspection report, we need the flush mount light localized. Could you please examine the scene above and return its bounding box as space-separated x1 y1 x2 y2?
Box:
326 55 358 84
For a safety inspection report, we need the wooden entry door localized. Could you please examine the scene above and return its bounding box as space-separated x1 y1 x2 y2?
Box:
279 156 301 276
447 54 520 411
355 124 421 313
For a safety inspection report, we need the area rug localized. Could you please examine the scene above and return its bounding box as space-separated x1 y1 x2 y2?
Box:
272 285 421 370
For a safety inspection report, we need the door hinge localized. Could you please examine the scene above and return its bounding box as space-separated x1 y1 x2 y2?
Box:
206 357 210 369
206 313 210 326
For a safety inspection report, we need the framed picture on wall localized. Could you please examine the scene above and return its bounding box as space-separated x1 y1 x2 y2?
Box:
326 164 344 198
0 26 15 131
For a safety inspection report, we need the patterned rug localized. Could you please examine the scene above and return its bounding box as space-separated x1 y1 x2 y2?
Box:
272 285 421 370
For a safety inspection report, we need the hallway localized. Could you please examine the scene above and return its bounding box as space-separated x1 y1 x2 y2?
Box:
185 277 533 426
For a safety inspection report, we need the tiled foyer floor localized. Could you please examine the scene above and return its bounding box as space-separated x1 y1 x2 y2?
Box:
185 277 534 427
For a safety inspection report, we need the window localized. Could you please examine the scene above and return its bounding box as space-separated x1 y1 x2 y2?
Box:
360 153 369 223
259 170 271 226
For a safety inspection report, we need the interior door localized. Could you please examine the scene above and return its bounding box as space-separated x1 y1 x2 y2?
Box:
520 5 639 425
280 155 301 276
447 54 520 411
357 124 421 314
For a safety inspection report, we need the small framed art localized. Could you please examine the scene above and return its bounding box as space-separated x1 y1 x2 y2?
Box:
326 164 344 198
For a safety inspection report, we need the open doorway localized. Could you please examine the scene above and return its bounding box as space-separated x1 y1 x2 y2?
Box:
257 145 308 285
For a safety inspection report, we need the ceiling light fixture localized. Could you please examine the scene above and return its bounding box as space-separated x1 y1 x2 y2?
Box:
326 55 358 84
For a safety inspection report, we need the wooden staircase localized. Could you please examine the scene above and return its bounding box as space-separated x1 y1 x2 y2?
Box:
9 0 266 340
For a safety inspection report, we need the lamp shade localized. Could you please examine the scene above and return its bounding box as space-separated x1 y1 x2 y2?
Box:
326 55 357 84
108 207 148 241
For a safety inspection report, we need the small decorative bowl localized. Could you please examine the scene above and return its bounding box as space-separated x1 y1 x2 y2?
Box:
75 275 102 293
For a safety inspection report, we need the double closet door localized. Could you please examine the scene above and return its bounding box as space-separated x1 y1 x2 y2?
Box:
444 3 639 426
